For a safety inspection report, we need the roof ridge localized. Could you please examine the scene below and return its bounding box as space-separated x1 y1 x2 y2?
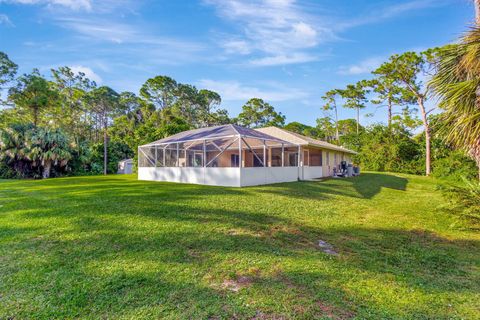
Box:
229 123 240 135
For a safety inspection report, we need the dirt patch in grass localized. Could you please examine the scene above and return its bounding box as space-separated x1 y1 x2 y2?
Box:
250 311 287 319
221 275 254 292
316 301 356 320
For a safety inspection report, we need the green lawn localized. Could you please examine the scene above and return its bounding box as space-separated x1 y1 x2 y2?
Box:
0 173 478 319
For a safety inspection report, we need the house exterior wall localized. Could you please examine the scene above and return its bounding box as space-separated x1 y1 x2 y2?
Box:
138 166 301 187
138 167 241 187
240 167 298 186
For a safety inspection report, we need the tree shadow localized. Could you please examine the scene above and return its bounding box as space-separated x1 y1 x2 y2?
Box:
256 172 409 200
1 174 477 319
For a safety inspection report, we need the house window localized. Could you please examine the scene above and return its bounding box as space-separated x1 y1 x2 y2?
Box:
231 154 240 167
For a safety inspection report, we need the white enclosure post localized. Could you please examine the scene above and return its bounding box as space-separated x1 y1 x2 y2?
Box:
163 146 166 167
203 140 206 167
298 145 301 167
154 146 158 167
176 143 179 167
263 140 266 167
281 143 284 167
238 135 242 168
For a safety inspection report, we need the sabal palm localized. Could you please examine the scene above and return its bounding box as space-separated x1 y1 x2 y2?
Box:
26 128 71 178
430 27 480 180
0 125 31 175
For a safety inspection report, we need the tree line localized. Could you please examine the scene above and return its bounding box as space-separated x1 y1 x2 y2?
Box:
0 56 287 178
0 23 479 182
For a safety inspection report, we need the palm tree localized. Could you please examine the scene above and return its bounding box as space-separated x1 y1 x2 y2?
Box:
430 28 480 180
0 124 30 176
26 128 72 178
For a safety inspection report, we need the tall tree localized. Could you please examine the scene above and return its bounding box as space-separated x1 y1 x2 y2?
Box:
0 52 18 92
374 52 434 176
321 89 341 142
315 117 336 141
198 89 224 127
87 86 121 175
430 29 480 180
369 75 416 128
339 81 369 135
51 66 95 148
236 98 285 128
8 70 59 127
140 76 178 110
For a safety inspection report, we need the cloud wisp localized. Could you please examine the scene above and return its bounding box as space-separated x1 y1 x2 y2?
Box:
338 56 386 75
0 13 14 27
197 79 308 102
205 0 332 66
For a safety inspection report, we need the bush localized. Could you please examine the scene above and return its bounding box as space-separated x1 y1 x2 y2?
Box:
441 179 480 222
432 151 478 182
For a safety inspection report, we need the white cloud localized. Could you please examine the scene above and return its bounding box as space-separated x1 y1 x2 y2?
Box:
337 0 451 29
55 17 205 51
338 57 385 75
249 53 318 67
222 40 251 55
69 65 102 84
197 79 308 102
0 14 14 27
205 0 332 66
0 0 92 10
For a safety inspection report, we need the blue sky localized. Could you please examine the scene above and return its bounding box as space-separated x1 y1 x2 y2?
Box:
0 0 474 126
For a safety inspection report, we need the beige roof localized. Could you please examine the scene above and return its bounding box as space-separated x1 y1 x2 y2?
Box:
255 127 357 154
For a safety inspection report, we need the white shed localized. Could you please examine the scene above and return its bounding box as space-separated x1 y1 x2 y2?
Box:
118 159 134 174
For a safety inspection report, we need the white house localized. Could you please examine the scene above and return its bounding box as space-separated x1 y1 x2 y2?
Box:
137 124 356 187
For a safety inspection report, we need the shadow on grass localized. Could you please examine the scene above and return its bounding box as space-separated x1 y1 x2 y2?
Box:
0 174 477 319
255 172 409 200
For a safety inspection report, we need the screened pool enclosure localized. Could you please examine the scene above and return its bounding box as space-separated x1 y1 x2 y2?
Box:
138 124 301 187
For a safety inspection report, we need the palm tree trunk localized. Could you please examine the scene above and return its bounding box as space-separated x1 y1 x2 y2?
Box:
103 118 108 175
42 159 52 179
356 107 360 135
334 104 339 143
387 98 392 128
418 97 431 176
470 143 480 181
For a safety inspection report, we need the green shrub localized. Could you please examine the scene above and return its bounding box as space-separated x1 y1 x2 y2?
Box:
441 179 480 222
432 151 478 182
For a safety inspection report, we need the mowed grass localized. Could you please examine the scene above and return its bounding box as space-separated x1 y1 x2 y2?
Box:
0 172 479 319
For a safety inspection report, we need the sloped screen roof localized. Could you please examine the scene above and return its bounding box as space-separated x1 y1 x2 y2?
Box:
141 124 292 146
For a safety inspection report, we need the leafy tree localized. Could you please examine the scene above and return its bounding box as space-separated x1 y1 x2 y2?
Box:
315 117 336 141
0 51 18 92
236 98 285 128
321 89 341 142
339 81 369 135
374 51 435 176
284 121 321 138
197 89 226 127
87 86 121 175
8 70 59 126
430 29 480 180
51 66 95 148
140 75 178 110
354 124 423 174
368 74 416 128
